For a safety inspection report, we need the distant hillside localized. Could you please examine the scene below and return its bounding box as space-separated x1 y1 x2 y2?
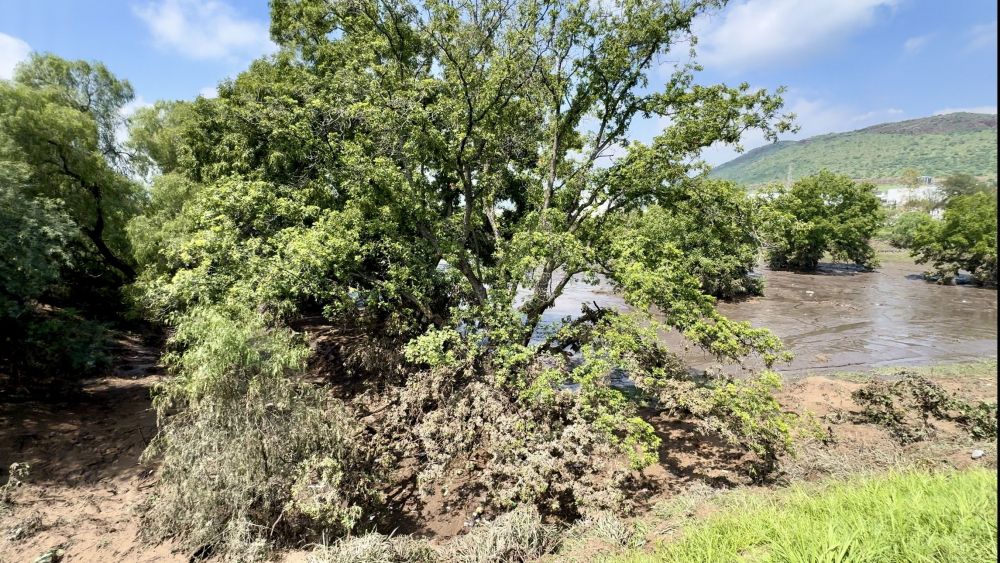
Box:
710 112 998 185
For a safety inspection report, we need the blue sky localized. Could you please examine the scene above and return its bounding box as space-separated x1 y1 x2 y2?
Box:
1 0 996 165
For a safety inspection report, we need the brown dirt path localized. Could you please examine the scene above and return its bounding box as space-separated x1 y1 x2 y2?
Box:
0 334 181 562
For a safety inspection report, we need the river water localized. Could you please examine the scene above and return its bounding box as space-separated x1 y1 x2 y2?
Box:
534 255 998 377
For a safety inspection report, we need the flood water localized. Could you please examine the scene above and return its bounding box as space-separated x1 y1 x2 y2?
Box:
535 256 998 377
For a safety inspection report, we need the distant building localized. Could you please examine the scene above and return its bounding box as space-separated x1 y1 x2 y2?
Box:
917 175 934 185
879 184 943 207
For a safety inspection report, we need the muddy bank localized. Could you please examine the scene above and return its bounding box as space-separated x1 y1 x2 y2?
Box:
538 253 998 377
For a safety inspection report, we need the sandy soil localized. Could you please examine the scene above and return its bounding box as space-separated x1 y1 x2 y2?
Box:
1 338 995 561
0 335 181 563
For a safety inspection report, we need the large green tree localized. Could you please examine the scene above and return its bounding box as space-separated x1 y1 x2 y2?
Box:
764 170 885 271
134 0 805 554
0 53 144 281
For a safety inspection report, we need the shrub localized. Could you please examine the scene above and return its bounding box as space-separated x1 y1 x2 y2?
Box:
625 179 764 299
0 308 112 396
309 533 437 563
443 505 561 563
657 371 807 477
883 211 935 249
141 307 383 558
907 191 997 286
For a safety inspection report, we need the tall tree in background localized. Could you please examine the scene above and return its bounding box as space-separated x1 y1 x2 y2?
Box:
900 167 920 190
0 54 144 282
764 170 884 271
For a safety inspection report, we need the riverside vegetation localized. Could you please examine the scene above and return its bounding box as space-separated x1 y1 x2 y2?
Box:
0 0 996 561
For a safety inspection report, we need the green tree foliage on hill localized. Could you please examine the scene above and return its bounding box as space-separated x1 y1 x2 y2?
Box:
908 191 998 286
710 113 998 185
763 170 885 271
125 0 809 555
939 173 996 203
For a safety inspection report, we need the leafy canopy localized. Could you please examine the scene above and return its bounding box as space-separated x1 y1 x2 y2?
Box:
908 191 997 286
131 0 806 551
763 170 885 271
0 53 144 281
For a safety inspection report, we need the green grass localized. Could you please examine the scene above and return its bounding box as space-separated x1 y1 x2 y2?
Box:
610 469 998 563
821 358 998 383
710 113 997 185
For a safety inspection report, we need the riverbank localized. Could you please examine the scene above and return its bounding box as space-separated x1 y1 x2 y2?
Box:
4 356 992 561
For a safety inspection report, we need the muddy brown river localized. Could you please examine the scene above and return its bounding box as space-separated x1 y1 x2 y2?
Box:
536 255 998 377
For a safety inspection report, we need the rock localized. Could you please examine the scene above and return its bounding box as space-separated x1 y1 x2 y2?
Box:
32 548 64 563
971 449 985 459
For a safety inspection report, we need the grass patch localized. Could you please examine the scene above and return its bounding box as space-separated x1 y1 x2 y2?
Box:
822 359 998 383
611 469 997 563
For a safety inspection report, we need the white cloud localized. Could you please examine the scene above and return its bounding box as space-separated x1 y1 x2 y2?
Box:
695 0 897 71
966 20 997 51
903 33 933 54
133 0 276 62
121 95 154 118
198 85 219 98
933 106 997 116
701 96 906 166
0 32 31 80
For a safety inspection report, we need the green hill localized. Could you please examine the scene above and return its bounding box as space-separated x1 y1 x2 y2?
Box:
710 112 998 185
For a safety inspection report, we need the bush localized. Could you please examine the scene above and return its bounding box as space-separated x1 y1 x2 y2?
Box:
657 371 807 477
0 181 75 319
310 533 437 563
763 170 885 271
0 308 112 396
625 179 764 299
444 505 561 563
141 307 383 559
883 211 935 249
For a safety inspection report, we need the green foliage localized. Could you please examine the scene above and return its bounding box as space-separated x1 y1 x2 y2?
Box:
310 533 438 563
883 210 935 249
127 0 808 550
852 373 998 444
0 54 144 393
899 167 920 189
142 306 382 558
621 179 764 298
711 113 998 185
907 191 998 286
940 172 995 202
444 505 561 563
0 308 112 395
1 53 144 281
125 100 200 177
764 170 885 271
656 371 805 477
0 178 75 319
613 469 998 563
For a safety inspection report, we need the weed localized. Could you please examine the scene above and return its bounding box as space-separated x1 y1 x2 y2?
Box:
852 373 998 444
